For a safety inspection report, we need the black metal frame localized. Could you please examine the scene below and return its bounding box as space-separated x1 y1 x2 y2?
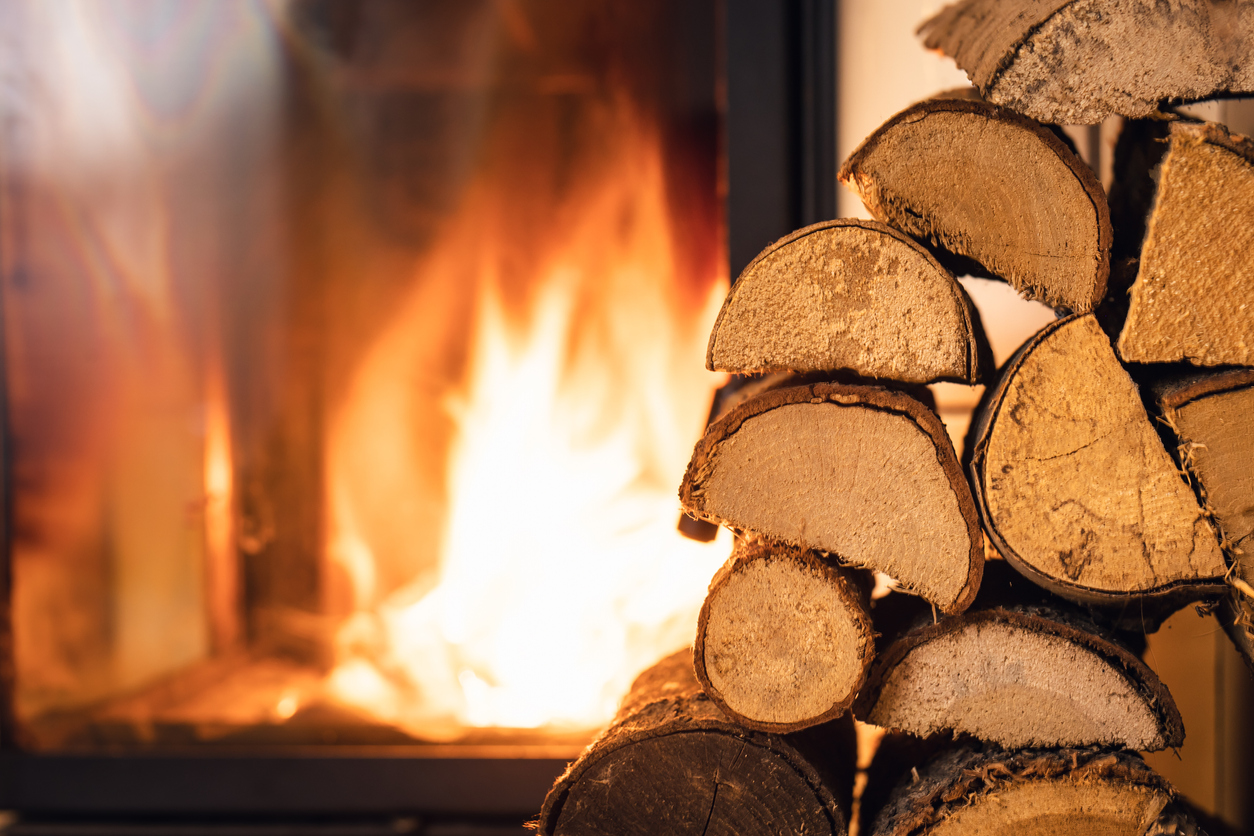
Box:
0 0 835 818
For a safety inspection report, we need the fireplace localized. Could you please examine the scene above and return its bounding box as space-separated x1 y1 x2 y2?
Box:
0 0 835 824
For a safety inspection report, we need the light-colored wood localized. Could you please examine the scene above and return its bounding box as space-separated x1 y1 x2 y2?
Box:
868 746 1177 836
1118 120 1254 366
970 315 1226 604
707 220 988 384
856 606 1183 750
694 540 873 733
839 97 1111 313
681 381 983 614
920 0 1254 124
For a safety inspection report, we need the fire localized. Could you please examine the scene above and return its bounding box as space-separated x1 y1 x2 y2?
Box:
324 102 731 738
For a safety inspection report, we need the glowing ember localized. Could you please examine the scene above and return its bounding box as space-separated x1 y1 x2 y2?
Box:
325 105 730 738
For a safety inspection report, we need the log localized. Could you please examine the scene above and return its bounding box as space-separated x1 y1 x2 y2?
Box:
838 97 1111 313
680 381 983 614
1117 120 1254 367
919 0 1254 125
706 219 991 384
1155 368 1254 669
693 539 875 733
968 314 1227 609
864 743 1197 836
536 650 854 836
854 563 1184 751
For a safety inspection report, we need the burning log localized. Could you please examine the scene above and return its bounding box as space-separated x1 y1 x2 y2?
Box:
1117 120 1254 367
919 0 1254 124
862 742 1202 836
536 650 854 836
968 314 1228 613
838 97 1111 313
706 219 990 384
680 381 983 614
854 563 1184 751
692 540 874 733
1155 368 1254 669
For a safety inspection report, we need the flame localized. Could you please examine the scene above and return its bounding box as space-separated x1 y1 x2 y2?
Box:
324 102 730 737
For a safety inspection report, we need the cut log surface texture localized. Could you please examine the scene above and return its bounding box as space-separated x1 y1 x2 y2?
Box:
970 314 1226 604
707 220 988 384
693 540 874 733
855 605 1183 750
869 746 1178 836
920 0 1254 124
1118 121 1254 366
537 650 851 836
681 382 983 614
838 97 1111 313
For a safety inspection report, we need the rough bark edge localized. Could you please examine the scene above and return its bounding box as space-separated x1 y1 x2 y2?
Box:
535 650 848 835
838 97 1112 313
707 219 992 384
1154 367 1254 413
870 745 1174 836
967 314 1228 611
852 605 1184 750
693 541 876 733
680 381 985 614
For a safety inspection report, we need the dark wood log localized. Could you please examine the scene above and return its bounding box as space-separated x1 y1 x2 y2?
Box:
866 743 1193 836
693 539 874 733
968 314 1228 611
536 650 854 836
855 562 1184 751
681 381 984 614
707 219 991 384
1117 120 1254 367
838 97 1111 313
919 0 1254 124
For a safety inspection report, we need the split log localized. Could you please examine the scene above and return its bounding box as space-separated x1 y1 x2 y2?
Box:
1117 120 1254 367
854 564 1184 750
536 649 854 836
1156 369 1254 669
968 314 1227 609
838 97 1111 313
680 381 983 614
865 743 1197 836
919 0 1254 125
706 220 990 384
693 539 874 733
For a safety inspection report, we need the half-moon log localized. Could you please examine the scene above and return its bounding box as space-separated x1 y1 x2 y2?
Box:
694 539 875 733
839 97 1111 313
1118 120 1254 367
537 650 853 836
920 0 1254 124
855 603 1183 750
707 220 989 384
969 314 1227 607
681 381 983 614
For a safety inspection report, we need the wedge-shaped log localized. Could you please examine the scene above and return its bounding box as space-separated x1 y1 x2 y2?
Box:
681 381 983 614
920 0 1254 125
1157 369 1254 669
537 650 854 836
855 601 1183 751
839 98 1111 313
970 314 1227 608
694 540 875 733
1118 121 1254 366
866 744 1190 836
707 220 989 384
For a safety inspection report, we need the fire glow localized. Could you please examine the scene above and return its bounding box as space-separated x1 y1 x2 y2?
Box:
325 104 731 737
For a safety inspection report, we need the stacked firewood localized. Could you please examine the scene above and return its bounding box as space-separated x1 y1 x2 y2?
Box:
536 3 1253 834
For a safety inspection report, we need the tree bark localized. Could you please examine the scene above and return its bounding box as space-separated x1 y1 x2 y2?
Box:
536 650 854 836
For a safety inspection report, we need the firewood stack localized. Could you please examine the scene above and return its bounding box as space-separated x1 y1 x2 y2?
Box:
537 2 1253 834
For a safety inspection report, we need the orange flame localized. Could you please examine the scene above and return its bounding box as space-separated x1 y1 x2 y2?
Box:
324 103 730 738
